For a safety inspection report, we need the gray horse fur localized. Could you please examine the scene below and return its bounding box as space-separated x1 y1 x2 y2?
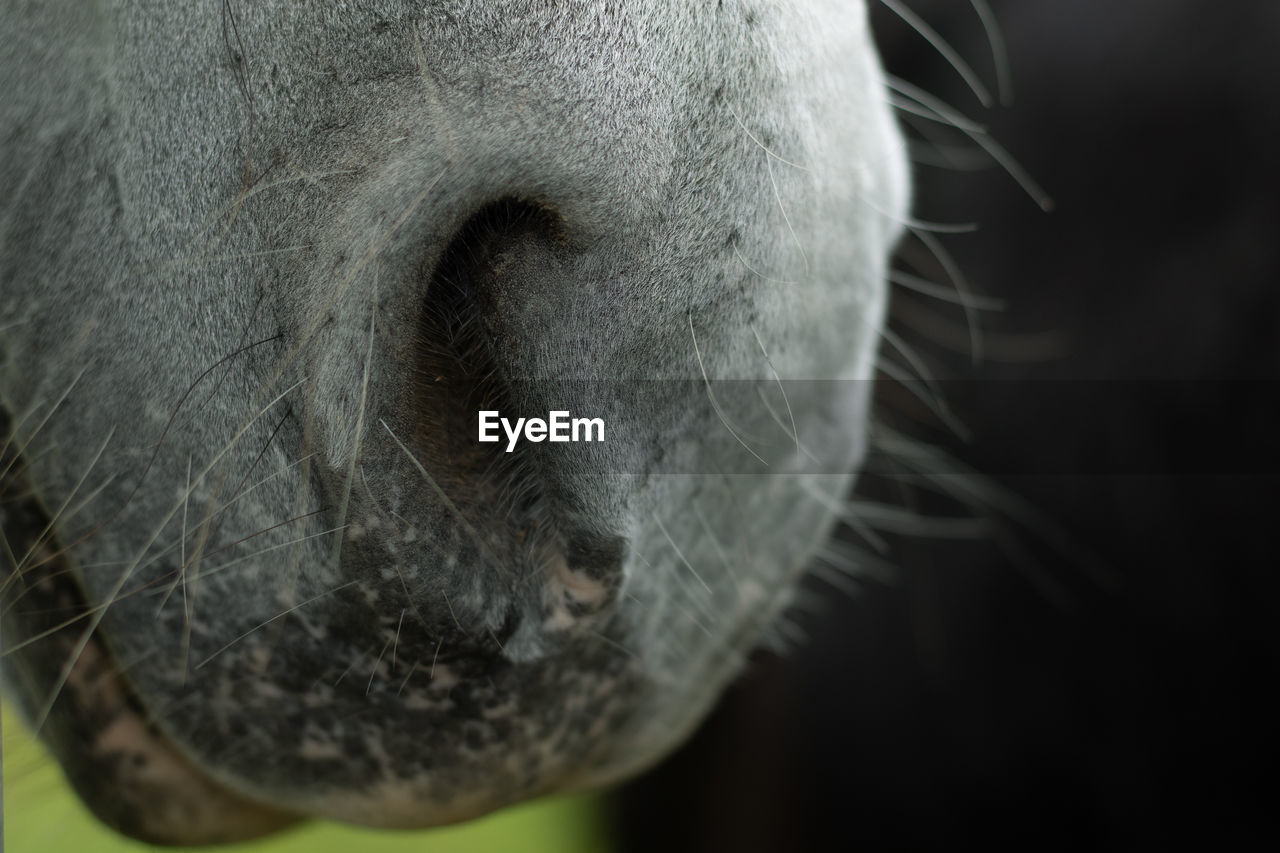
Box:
0 0 906 843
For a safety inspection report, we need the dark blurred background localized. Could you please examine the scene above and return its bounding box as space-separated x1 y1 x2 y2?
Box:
613 1 1280 849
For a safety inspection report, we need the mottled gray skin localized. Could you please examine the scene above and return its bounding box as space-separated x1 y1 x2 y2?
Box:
0 0 906 844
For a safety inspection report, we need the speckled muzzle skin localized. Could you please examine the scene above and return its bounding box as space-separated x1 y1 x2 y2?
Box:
1 0 908 844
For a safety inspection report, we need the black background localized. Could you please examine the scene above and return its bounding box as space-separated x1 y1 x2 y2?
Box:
614 1 1280 849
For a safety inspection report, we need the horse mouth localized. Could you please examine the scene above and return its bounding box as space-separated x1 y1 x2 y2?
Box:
1 417 300 846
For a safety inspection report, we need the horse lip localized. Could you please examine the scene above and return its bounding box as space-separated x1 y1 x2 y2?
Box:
1 418 300 845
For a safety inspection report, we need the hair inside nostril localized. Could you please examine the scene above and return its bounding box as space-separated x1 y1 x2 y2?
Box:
410 197 563 501
414 195 566 408
430 197 567 299
403 198 628 655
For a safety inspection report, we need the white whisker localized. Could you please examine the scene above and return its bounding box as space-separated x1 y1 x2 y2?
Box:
879 0 993 107
195 580 358 671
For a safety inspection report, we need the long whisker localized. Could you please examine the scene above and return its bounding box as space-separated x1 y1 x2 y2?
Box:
688 312 767 465
878 0 993 107
0 364 89 484
726 103 812 171
890 269 1005 310
764 155 810 276
888 76 1052 210
970 0 1013 106
874 358 972 443
911 227 984 366
331 276 378 571
654 513 713 596
749 323 802 458
6 427 115 595
29 379 302 732
194 580 359 671
381 420 515 631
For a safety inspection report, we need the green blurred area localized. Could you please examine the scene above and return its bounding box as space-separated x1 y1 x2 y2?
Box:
3 703 611 853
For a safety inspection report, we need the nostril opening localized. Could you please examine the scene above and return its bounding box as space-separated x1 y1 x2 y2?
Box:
428 196 566 314
410 197 630 653
416 195 566 407
412 196 566 488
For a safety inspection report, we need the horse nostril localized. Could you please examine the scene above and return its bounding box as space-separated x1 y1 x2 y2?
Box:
415 197 566 416
426 196 567 324
403 197 625 653
410 197 566 497
411 198 551 469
